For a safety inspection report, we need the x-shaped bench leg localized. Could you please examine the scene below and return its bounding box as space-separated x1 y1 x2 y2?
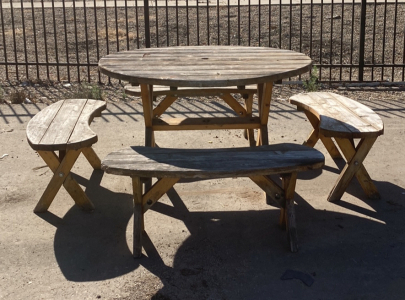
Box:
34 149 96 213
329 137 380 202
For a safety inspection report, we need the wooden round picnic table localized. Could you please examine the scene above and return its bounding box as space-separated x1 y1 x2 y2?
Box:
98 46 312 146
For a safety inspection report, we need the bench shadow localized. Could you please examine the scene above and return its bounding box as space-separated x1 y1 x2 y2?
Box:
51 174 405 299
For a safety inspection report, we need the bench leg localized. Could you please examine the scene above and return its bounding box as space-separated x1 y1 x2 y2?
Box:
304 111 342 159
281 173 298 253
132 177 144 258
331 137 380 201
81 146 102 170
328 137 378 202
35 150 95 213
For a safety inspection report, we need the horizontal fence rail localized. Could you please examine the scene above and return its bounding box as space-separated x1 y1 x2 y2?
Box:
0 0 404 84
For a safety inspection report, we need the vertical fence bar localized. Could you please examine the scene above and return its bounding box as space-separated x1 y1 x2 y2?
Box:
41 0 49 79
371 0 377 81
258 0 261 46
135 0 140 49
381 0 387 81
299 0 302 53
319 0 324 80
126 0 130 49
30 0 40 79
227 0 230 45
392 0 398 81
269 0 272 47
197 0 200 45
115 0 119 52
349 0 354 81
238 0 241 45
177 0 180 45
278 0 281 48
0 0 9 80
62 0 70 82
330 0 334 81
217 0 220 45
309 0 313 59
207 0 210 45
72 0 80 82
358 0 366 81
144 0 151 47
165 0 169 46
289 0 292 50
339 0 344 81
186 0 190 45
94 0 101 82
248 0 251 45
83 0 90 81
155 0 159 47
19 0 28 78
51 0 60 81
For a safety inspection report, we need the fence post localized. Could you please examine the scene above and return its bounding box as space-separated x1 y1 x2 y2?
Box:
144 0 151 48
358 0 367 81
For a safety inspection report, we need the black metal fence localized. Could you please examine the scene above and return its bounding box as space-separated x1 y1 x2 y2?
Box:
0 0 404 84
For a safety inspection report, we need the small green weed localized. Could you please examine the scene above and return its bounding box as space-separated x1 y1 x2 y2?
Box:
70 83 104 100
303 66 320 92
9 90 35 104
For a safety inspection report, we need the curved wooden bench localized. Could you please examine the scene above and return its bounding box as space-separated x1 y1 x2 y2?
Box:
289 92 384 202
102 143 325 257
27 99 107 213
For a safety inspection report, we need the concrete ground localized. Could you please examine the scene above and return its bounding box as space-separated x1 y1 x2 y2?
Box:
0 97 404 300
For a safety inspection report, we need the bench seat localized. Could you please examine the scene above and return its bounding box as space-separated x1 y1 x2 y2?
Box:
289 92 384 202
102 143 325 257
27 99 106 212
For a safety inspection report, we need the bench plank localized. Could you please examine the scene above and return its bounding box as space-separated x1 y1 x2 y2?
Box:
101 143 325 179
27 99 107 151
289 92 384 139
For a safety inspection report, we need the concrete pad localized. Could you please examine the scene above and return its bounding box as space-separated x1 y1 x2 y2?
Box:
0 98 404 299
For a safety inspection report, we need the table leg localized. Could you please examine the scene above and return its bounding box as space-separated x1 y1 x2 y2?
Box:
258 82 273 146
328 137 378 202
282 172 298 253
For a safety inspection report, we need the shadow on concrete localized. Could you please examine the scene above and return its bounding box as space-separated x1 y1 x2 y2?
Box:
50 170 405 298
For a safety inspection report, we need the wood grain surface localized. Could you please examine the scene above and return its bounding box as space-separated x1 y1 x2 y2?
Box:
289 92 384 138
99 46 312 87
101 143 325 178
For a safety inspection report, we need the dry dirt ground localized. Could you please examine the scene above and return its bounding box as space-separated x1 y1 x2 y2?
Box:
1 89 405 300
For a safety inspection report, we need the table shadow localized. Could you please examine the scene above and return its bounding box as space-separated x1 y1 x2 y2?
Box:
51 176 405 299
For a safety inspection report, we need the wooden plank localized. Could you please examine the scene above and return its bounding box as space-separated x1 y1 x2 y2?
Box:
249 175 285 207
142 178 180 212
290 92 384 138
244 94 256 147
220 93 248 116
99 46 312 87
152 95 178 117
68 99 106 150
101 143 325 179
26 100 64 149
282 173 298 252
140 84 153 127
328 137 377 202
132 177 144 258
125 85 257 97
38 99 87 149
152 117 261 131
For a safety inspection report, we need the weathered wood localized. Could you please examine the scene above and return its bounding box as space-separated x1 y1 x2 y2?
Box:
152 117 261 131
28 99 105 212
153 95 178 117
102 143 325 179
125 85 258 97
27 99 106 151
103 143 324 255
328 137 377 202
290 92 383 201
143 178 180 212
289 92 384 139
99 46 312 87
282 173 298 253
132 177 144 258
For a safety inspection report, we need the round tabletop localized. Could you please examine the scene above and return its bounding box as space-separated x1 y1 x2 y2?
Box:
98 46 312 87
